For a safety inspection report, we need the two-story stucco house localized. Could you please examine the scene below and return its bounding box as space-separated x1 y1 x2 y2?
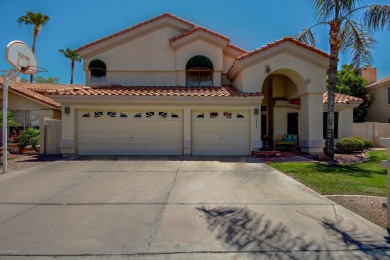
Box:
7 13 361 156
361 67 390 123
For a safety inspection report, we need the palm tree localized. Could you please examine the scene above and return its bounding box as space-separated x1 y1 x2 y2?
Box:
295 1 390 160
17 11 50 83
59 48 81 84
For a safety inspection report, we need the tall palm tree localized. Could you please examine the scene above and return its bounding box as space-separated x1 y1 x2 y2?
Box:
17 11 50 83
59 48 81 84
295 1 390 160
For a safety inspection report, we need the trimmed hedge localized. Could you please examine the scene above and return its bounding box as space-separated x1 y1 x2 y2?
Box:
336 137 365 152
353 136 374 149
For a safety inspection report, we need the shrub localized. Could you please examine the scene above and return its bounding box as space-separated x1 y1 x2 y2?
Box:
18 127 40 151
353 136 374 149
336 137 365 153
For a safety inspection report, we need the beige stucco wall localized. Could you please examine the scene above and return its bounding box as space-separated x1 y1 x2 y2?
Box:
233 52 327 95
338 109 354 139
2 91 50 110
176 40 223 86
273 106 300 137
83 27 236 87
365 85 390 123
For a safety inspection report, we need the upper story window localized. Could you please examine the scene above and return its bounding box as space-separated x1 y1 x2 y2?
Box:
186 55 213 87
89 59 107 82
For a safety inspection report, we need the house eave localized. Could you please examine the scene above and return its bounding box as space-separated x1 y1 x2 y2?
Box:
51 95 263 106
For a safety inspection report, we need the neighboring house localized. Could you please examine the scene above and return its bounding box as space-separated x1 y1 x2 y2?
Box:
361 67 390 123
0 77 61 143
2 13 362 156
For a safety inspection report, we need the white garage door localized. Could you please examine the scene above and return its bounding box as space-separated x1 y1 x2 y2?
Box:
192 111 250 155
77 110 183 155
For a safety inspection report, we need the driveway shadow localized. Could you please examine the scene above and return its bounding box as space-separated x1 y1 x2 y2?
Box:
197 205 390 260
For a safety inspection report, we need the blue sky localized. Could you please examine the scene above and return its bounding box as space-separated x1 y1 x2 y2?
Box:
1 0 389 84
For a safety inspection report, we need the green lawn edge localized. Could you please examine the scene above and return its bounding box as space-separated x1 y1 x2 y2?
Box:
270 150 387 197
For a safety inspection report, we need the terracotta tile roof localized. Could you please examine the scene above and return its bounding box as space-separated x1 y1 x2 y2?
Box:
0 78 62 108
47 85 262 98
76 13 196 52
323 92 363 104
236 36 330 61
366 76 390 89
170 26 230 43
227 43 248 54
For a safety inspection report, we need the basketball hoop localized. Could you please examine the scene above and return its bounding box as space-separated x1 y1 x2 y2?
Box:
2 40 42 173
19 66 48 75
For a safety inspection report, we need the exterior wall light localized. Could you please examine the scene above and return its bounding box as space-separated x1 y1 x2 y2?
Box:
64 106 70 114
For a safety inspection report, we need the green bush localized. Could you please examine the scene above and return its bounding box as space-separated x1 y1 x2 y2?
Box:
353 136 374 149
18 127 40 151
336 137 365 152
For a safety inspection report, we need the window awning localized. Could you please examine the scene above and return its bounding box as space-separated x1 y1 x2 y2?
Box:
88 59 106 71
186 55 213 70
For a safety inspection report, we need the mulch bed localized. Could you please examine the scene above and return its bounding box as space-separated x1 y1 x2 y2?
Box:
327 195 387 229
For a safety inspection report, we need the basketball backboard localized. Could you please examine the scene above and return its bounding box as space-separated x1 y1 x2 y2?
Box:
5 40 38 74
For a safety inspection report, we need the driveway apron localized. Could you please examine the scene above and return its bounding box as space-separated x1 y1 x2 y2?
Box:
0 156 388 259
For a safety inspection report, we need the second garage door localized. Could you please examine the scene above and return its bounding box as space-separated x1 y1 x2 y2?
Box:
77 110 183 155
192 111 250 155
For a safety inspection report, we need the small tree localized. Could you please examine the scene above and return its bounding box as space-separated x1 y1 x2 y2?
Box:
0 110 19 127
21 76 59 83
335 64 371 122
59 48 81 84
18 127 40 151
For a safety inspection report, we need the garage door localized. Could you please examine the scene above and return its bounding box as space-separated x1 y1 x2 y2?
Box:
192 111 250 155
77 110 183 155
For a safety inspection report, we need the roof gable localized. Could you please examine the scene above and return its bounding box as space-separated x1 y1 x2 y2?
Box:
366 76 390 89
76 13 195 58
170 26 230 49
227 37 330 80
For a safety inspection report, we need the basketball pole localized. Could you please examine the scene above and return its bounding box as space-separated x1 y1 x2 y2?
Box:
2 69 19 174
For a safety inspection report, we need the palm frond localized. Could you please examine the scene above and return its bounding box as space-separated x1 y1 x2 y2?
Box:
59 48 81 62
294 28 316 46
363 5 390 30
313 0 357 21
312 0 335 21
341 19 375 67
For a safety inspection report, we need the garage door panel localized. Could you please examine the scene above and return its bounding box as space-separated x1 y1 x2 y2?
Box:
192 121 249 132
78 144 182 156
192 133 249 143
192 110 250 156
79 131 182 144
78 120 182 132
77 110 183 155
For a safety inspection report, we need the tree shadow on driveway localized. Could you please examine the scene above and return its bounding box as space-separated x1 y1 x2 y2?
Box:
197 205 390 260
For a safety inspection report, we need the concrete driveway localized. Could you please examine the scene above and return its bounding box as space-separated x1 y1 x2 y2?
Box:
0 156 389 259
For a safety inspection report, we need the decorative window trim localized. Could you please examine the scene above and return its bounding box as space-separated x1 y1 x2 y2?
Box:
94 111 103 117
119 112 128 118
82 112 91 118
237 113 245 119
107 111 116 118
146 112 155 118
159 112 167 118
171 112 179 118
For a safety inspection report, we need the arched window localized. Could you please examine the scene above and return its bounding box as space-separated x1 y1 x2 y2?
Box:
89 59 107 82
186 55 213 86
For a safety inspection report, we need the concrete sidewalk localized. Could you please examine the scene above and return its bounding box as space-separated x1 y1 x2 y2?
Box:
0 156 389 259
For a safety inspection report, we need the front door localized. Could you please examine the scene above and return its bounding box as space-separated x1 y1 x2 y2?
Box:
287 113 299 135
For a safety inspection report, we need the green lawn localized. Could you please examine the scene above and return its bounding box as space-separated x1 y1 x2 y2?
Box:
270 150 388 196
